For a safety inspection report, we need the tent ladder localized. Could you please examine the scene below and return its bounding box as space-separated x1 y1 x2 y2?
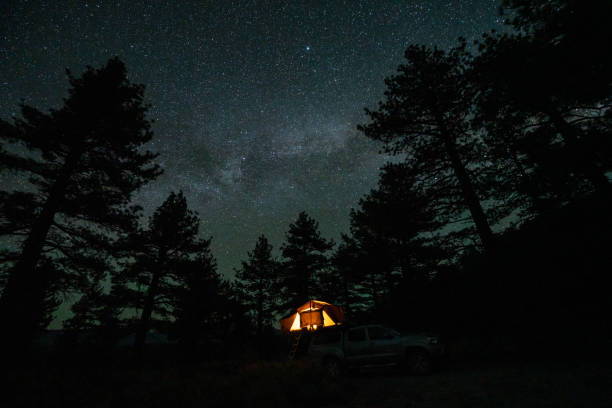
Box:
288 331 302 360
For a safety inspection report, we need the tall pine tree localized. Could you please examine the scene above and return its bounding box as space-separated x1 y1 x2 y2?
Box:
359 42 497 253
234 234 279 336
472 0 611 201
64 279 123 348
349 162 450 326
170 251 222 358
0 58 161 350
327 234 375 319
278 212 333 314
114 191 209 361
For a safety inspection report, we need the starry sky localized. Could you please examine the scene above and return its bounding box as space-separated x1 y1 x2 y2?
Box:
1 0 503 281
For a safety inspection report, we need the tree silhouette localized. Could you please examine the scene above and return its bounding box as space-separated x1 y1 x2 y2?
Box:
278 211 333 313
472 0 611 200
170 250 221 358
327 233 377 320
0 58 161 350
358 42 497 253
114 191 209 361
344 163 449 322
351 163 445 265
234 234 279 337
64 279 122 348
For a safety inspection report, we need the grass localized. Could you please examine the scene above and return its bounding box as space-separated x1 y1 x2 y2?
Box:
3 357 611 407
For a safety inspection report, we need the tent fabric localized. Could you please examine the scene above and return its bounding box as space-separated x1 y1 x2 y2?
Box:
279 299 345 332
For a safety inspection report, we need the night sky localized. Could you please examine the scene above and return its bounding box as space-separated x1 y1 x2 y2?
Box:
1 1 502 305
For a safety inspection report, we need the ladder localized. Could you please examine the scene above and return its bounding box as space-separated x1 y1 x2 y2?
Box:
288 331 303 360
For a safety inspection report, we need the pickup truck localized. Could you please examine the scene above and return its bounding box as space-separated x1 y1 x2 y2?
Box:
307 325 444 376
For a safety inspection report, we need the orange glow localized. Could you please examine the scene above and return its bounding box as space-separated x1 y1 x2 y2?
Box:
322 310 334 327
289 313 301 331
289 310 338 331
280 299 344 332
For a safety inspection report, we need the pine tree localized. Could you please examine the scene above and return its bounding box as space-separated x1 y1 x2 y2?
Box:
114 191 209 360
278 212 333 313
327 234 372 318
170 250 221 356
351 163 445 262
358 42 497 253
0 58 161 350
234 234 279 336
64 279 122 348
348 162 450 324
472 0 612 200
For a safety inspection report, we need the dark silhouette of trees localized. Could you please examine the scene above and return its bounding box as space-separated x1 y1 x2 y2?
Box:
351 163 447 270
170 250 222 358
472 0 611 202
344 163 450 327
0 58 161 351
277 211 334 314
327 234 371 318
358 42 497 253
345 0 610 349
0 0 607 366
114 191 209 361
64 280 122 348
234 234 279 337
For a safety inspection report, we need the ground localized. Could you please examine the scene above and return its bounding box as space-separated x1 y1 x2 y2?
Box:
3 356 611 407
338 360 612 407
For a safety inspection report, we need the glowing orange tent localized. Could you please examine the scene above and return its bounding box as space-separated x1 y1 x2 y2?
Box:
279 300 345 332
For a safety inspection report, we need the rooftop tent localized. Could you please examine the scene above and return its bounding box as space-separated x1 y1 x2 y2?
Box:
279 300 345 332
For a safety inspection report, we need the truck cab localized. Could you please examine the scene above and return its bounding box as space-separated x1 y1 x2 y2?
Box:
308 325 444 375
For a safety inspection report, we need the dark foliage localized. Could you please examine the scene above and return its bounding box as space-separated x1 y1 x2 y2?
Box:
0 0 610 371
0 58 161 352
234 234 280 337
344 163 451 327
344 0 611 348
170 252 231 360
358 42 498 253
114 191 213 360
472 0 612 205
63 281 123 349
277 211 334 314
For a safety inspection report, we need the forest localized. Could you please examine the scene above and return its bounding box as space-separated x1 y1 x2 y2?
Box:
1 0 610 388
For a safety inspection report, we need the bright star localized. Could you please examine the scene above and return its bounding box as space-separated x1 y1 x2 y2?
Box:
305 45 311 51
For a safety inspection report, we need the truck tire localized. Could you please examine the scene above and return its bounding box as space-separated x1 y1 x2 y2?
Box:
406 349 433 375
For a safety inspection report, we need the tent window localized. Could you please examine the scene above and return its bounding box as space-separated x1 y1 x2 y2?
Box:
290 314 301 331
322 310 334 327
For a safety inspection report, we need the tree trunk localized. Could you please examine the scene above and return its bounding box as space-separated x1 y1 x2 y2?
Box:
437 121 495 253
0 148 82 353
134 265 162 363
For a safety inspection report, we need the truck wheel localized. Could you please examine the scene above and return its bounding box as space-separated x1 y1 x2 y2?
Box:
323 357 342 377
406 349 433 375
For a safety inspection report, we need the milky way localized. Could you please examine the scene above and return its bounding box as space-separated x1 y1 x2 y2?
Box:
0 1 502 282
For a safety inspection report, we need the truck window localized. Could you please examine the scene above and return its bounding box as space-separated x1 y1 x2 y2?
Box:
368 326 396 340
347 327 366 342
313 330 341 345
